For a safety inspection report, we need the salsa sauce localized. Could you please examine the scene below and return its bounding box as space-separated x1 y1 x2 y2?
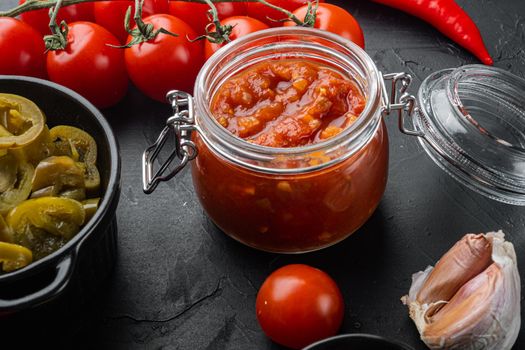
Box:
210 60 366 147
192 58 387 252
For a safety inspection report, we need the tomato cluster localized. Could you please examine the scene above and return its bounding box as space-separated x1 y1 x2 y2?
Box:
1 0 364 108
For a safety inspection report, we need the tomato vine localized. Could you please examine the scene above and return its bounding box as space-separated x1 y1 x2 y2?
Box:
0 0 314 48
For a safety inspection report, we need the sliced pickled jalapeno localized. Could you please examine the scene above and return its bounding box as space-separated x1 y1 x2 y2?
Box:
82 198 100 222
50 125 97 164
0 153 17 193
0 215 13 243
76 161 101 193
0 127 9 158
0 94 46 150
0 153 34 215
0 241 32 272
57 188 86 201
29 186 55 199
12 125 52 165
6 197 85 260
7 197 86 241
50 125 100 193
31 156 86 200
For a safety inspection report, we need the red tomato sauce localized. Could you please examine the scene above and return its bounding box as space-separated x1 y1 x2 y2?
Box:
192 59 387 252
210 60 366 147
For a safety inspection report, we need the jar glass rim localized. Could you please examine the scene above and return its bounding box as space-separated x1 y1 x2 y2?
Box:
193 27 382 159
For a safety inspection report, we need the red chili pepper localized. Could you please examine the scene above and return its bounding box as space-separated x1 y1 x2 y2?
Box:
372 0 493 65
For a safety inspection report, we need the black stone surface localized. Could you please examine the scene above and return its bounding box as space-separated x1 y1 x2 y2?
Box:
2 0 525 349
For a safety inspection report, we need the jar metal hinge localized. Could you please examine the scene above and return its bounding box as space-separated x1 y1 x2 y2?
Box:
142 91 198 194
381 72 424 137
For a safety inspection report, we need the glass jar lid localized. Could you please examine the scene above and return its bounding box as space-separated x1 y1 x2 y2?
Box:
414 65 525 205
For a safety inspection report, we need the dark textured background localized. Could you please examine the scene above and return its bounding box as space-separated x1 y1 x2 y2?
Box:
2 0 525 349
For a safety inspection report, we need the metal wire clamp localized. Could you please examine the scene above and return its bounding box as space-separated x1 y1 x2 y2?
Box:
381 72 424 137
142 90 198 194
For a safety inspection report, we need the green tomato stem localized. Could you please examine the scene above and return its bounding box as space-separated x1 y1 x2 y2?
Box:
133 0 148 36
194 0 234 44
111 0 178 48
48 0 63 33
43 0 68 51
301 0 319 27
254 0 304 25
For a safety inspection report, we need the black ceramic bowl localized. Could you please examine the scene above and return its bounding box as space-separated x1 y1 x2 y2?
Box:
303 334 415 350
0 76 120 315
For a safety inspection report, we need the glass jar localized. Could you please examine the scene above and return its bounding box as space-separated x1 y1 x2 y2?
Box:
142 27 525 253
195 28 390 253
143 27 395 253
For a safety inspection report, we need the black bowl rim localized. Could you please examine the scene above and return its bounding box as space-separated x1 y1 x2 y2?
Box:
0 75 121 282
303 333 416 350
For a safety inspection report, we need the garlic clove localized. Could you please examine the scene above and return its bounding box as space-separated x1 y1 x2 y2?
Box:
402 231 520 350
424 263 500 348
415 233 493 305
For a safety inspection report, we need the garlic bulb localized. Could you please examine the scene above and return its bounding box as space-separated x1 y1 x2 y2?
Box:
402 231 521 349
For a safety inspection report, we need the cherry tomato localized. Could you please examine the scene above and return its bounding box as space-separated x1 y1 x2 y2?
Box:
284 3 365 48
168 1 246 35
246 0 324 27
124 14 204 102
0 18 46 79
94 0 169 43
204 16 268 59
46 22 128 108
256 264 344 349
19 0 94 35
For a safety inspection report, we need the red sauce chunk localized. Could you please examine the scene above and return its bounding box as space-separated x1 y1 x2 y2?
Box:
210 60 366 147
